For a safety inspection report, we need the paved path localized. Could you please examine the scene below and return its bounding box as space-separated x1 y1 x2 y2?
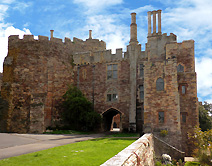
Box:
0 133 104 160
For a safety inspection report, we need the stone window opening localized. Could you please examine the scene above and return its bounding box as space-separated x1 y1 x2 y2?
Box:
177 64 184 72
107 94 118 102
156 78 164 91
107 64 118 80
158 111 164 123
139 85 144 100
182 114 186 123
179 84 187 95
182 85 186 94
107 88 118 102
181 113 187 123
139 64 144 77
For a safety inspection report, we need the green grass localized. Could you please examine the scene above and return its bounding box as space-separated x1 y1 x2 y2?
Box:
0 138 136 166
104 132 139 137
184 162 200 166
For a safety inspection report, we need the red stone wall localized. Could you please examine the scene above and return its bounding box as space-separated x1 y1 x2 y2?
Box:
1 35 106 133
74 60 131 131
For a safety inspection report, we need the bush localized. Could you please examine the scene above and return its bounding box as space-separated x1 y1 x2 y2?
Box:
189 126 212 165
155 161 162 166
62 85 101 131
160 129 168 137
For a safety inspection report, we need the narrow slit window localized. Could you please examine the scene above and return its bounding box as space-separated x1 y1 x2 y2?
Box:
140 64 144 77
182 114 186 123
158 111 164 123
156 78 164 91
182 85 186 94
107 94 111 101
139 85 144 100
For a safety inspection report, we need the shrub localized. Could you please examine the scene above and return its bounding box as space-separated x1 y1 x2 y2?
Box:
160 129 168 137
62 85 101 131
155 161 162 166
188 126 212 165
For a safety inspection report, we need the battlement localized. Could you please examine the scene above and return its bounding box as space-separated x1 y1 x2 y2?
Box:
166 39 194 60
73 48 125 65
8 34 106 53
8 34 106 47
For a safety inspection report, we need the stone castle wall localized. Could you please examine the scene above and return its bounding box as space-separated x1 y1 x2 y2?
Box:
1 34 106 133
167 40 198 154
74 59 131 131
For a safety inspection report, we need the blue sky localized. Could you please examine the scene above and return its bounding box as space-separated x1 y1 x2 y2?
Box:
0 0 212 103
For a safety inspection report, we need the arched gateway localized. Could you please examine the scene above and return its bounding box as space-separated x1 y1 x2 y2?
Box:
102 108 122 131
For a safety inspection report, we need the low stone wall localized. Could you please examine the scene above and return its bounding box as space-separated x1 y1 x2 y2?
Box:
101 133 154 166
154 135 185 161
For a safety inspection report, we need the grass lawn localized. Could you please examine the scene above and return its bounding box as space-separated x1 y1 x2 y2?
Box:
184 161 200 166
0 138 136 166
104 132 139 137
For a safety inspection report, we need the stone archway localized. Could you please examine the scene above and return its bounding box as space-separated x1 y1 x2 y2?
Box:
102 108 122 131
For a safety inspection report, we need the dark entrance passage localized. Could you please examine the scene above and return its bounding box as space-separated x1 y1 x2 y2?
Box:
102 108 121 131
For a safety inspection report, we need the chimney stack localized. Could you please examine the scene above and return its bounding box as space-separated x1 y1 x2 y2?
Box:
130 12 138 44
50 30 54 39
147 10 162 37
89 30 92 39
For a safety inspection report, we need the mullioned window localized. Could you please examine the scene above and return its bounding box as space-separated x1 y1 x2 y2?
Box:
107 64 118 80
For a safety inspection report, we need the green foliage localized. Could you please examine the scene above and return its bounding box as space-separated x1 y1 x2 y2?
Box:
104 132 139 137
0 138 136 166
62 85 101 131
155 161 163 166
184 162 200 166
160 130 168 137
178 159 183 165
189 126 212 165
199 102 212 131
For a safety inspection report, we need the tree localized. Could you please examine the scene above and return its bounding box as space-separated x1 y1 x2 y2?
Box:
203 101 212 115
199 102 212 131
189 127 212 166
62 85 101 131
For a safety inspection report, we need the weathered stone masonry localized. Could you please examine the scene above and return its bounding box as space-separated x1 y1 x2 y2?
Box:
0 10 198 155
1 34 106 133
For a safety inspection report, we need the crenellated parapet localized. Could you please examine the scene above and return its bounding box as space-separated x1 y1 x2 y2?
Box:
146 32 177 61
166 39 195 72
73 48 127 65
8 34 106 52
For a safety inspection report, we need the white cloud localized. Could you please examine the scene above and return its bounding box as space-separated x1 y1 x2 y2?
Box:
1 0 15 4
195 57 212 102
73 14 129 53
13 1 32 13
73 0 123 14
0 4 9 21
23 22 30 27
42 4 65 12
73 0 123 8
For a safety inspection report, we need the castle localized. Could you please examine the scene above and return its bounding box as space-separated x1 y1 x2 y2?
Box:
0 10 198 154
